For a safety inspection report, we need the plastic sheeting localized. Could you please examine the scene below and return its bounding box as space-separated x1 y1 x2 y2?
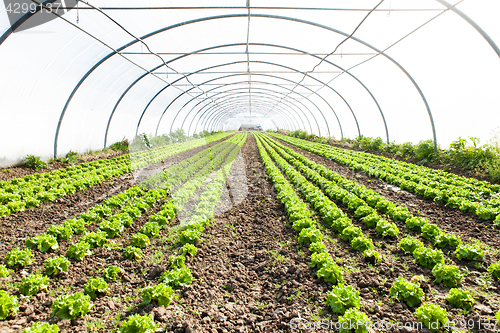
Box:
0 0 499 165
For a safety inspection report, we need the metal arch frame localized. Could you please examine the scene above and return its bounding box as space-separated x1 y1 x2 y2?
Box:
181 85 315 135
154 72 338 139
194 97 301 131
49 13 418 157
174 82 311 134
170 59 360 136
189 95 301 134
206 101 292 132
145 74 321 138
139 65 333 139
105 42 368 148
191 88 313 136
2 7 499 154
190 74 337 138
197 99 296 132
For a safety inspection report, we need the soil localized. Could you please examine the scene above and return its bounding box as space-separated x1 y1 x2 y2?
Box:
0 133 499 332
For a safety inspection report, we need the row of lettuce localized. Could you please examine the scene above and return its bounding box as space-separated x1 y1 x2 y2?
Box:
256 133 500 332
0 133 247 332
0 133 231 219
270 133 500 226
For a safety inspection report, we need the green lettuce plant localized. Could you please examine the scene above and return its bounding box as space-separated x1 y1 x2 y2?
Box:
415 303 448 333
98 220 125 238
338 308 371 333
0 264 12 278
84 277 109 299
179 243 197 257
455 244 484 261
44 256 70 276
389 277 424 307
50 292 93 320
67 242 92 261
19 274 50 296
140 222 161 238
445 288 474 310
130 233 150 249
46 224 73 241
102 265 121 281
487 262 500 279
326 284 361 314
413 247 444 269
159 268 194 289
21 321 60 333
140 283 174 306
123 246 142 261
316 262 344 285
168 255 185 269
431 264 463 287
25 234 59 252
119 313 158 333
398 236 424 254
178 229 201 245
5 247 34 267
0 290 19 320
80 231 108 248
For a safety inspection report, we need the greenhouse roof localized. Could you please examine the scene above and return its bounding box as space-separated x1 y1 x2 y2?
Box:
1 0 499 164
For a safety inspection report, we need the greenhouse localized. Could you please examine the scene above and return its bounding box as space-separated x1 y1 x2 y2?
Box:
1 1 500 332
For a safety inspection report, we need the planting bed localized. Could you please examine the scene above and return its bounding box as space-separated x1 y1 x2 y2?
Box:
1 132 500 333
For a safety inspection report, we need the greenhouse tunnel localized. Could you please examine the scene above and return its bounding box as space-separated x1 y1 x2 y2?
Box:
1 0 500 166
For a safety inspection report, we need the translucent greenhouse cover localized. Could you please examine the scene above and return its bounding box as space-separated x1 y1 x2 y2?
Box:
0 0 499 166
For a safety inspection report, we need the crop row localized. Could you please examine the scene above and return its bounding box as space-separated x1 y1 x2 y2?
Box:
262 135 500 271
254 134 378 330
258 134 500 331
0 132 231 218
0 133 245 331
270 133 500 225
